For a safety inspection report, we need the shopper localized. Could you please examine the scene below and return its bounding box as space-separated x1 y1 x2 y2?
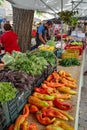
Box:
0 23 20 54
0 18 6 34
36 20 53 48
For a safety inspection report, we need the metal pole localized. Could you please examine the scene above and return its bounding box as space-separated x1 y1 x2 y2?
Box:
72 0 83 11
61 0 63 49
72 1 73 11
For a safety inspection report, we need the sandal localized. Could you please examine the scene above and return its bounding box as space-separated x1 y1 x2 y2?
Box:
84 71 87 75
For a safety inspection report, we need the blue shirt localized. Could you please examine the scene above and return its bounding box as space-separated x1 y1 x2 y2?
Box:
36 24 47 45
37 24 45 34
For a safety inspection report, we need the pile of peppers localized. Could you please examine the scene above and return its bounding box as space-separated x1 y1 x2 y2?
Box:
8 70 77 130
8 104 38 130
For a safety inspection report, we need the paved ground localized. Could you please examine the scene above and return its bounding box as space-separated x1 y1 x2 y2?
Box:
78 52 87 130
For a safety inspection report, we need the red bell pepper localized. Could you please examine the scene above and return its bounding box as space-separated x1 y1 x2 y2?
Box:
8 124 14 130
53 98 72 111
36 111 56 125
23 104 29 118
28 123 38 130
29 105 39 113
41 107 68 120
34 87 50 94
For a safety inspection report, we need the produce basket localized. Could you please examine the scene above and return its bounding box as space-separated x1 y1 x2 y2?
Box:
24 89 31 100
0 105 7 130
16 91 25 113
44 67 48 79
44 64 57 78
8 98 18 123
33 70 45 88
2 103 11 126
0 118 6 130
47 64 55 76
65 44 83 55
62 50 79 59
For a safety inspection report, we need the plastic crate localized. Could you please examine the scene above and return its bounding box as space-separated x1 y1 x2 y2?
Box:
2 103 11 126
24 90 31 100
9 111 18 123
0 105 6 129
36 75 45 87
16 91 25 113
62 50 79 59
44 68 48 79
47 64 55 76
7 94 18 123
0 105 4 117
0 118 7 130
0 89 30 126
34 71 45 87
53 65 57 71
65 44 83 55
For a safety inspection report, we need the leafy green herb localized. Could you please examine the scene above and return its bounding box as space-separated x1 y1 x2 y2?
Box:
0 82 17 104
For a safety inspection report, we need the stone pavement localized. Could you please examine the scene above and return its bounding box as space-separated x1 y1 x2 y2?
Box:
78 52 87 130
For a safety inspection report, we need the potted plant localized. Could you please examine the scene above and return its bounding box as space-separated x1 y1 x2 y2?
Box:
58 10 78 27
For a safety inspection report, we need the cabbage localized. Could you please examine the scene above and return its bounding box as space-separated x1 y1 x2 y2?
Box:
47 40 56 46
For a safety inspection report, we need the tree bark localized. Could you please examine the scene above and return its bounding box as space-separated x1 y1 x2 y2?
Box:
13 6 34 52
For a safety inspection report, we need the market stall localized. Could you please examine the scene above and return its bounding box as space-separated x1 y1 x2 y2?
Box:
0 30 86 129
0 43 85 130
0 0 87 129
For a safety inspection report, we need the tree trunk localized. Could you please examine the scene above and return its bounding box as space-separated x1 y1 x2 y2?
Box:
13 6 34 52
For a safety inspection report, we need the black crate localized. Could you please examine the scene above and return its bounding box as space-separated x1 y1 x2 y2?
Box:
24 90 31 100
7 94 18 123
34 71 45 87
0 118 7 130
53 65 57 71
2 103 11 126
47 64 54 76
44 67 48 79
1 89 30 126
47 64 57 76
16 91 25 113
9 111 18 122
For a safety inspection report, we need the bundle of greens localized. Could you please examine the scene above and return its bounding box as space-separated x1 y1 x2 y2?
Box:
0 82 17 104
26 50 57 66
59 58 80 67
2 50 56 76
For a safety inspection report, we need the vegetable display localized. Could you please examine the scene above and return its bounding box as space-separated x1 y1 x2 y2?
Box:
0 46 79 130
59 58 80 66
2 50 56 76
8 70 76 130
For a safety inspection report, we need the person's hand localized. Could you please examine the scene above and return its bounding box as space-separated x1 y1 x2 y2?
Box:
44 42 47 45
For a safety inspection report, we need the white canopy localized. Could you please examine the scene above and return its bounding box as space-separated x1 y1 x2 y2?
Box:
7 0 87 17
